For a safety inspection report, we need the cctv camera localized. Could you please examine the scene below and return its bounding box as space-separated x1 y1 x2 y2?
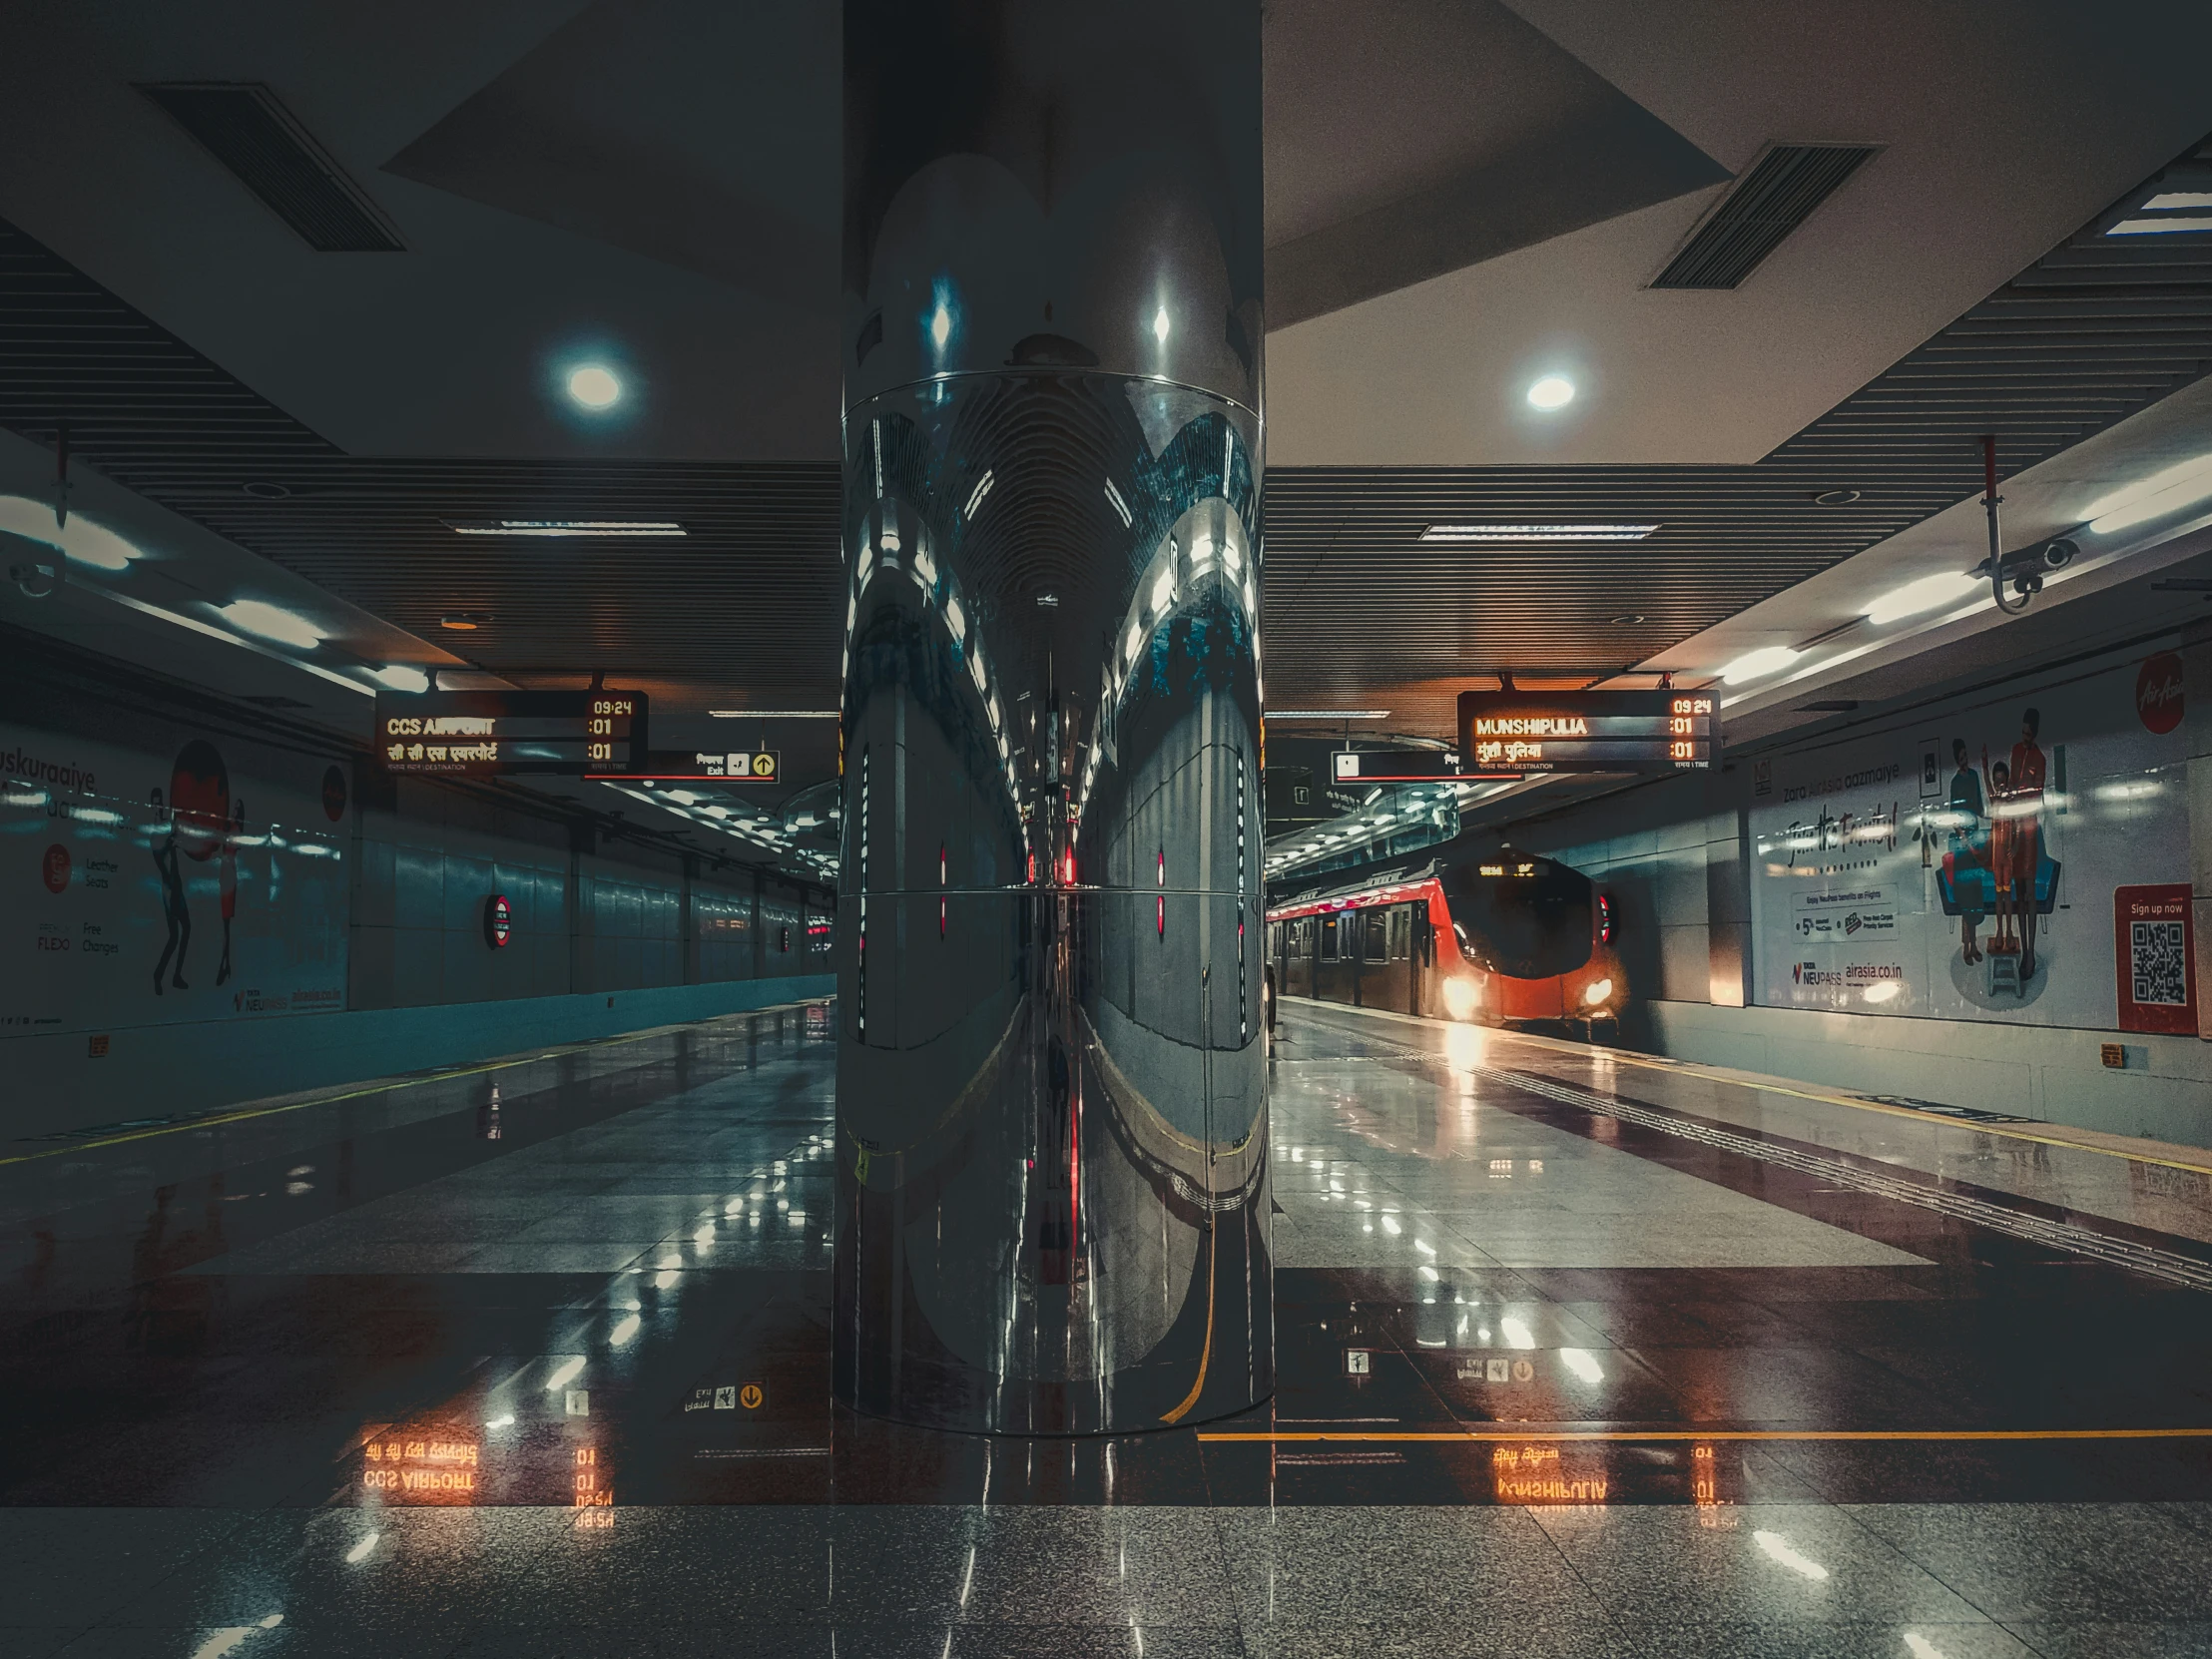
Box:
2040 538 2075 571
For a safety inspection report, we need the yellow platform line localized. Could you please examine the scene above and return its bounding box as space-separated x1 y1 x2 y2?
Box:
1199 1427 2212 1443
1293 999 2212 1179
0 998 831 1169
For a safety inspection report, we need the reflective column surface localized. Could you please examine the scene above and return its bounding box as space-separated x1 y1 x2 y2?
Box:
833 0 1271 1433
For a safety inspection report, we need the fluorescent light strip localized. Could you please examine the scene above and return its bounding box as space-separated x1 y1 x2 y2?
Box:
89 587 375 697
447 520 686 537
1267 709 1389 720
707 709 839 719
2107 216 2212 237
1420 524 1657 543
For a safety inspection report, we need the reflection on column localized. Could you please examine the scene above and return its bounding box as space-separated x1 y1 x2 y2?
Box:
833 0 1270 1433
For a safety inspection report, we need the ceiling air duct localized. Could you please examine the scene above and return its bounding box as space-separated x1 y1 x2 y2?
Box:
1650 142 1878 289
139 82 403 253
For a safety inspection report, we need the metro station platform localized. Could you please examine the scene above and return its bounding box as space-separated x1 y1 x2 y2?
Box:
4 998 2210 1659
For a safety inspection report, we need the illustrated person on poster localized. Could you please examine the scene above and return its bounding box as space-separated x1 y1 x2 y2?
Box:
1980 752 2019 962
1945 739 1985 964
2007 707 2046 983
216 796 244 987
154 739 233 998
150 786 191 994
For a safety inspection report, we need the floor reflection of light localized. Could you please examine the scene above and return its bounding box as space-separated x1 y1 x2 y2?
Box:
1753 1530 1830 1581
1444 1025 1485 1070
188 1615 284 1659
1380 1215 1401 1235
1500 1318 1534 1349
344 1531 380 1564
1560 1349 1603 1384
485 1412 516 1429
1903 1636 1949 1659
545 1357 586 1392
658 1253 682 1270
1417 1264 1439 1281
726 1198 745 1214
609 1314 642 1347
1414 1239 1435 1256
694 1224 715 1249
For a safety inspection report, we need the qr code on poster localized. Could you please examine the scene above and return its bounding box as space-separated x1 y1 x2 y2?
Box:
2131 919 2188 1006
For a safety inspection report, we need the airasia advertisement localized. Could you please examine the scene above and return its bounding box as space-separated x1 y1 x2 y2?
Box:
2 722 350 1038
1748 643 2193 1032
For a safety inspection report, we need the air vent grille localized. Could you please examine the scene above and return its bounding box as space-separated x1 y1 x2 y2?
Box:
1651 142 1877 289
139 83 403 253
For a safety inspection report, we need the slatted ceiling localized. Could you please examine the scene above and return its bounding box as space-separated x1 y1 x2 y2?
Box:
7 137 2212 738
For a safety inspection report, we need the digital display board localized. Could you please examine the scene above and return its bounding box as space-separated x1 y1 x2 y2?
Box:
1456 690 1716 773
374 691 647 776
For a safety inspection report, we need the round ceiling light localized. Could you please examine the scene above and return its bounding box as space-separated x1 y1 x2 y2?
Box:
566 364 623 410
242 481 291 500
440 612 492 631
1610 613 1646 625
1526 374 1576 411
1813 488 1862 506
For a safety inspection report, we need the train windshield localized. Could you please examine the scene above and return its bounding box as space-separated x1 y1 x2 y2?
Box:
1435 854 1593 979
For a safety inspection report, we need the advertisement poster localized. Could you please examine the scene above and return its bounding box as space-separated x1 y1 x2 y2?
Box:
2 722 350 1038
1749 644 2191 1030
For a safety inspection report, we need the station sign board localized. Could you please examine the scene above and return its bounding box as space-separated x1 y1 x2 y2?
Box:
1330 747 1460 784
374 691 647 777
615 750 783 783
1456 690 1717 773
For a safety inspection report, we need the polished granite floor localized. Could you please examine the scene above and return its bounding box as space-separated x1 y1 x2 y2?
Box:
4 996 2212 1657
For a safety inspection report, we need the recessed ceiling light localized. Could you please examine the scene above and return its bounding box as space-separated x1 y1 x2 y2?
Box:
1720 645 1800 685
2143 192 2212 211
219 599 322 649
1266 709 1389 720
446 521 685 538
242 481 291 500
1864 570 1979 624
1525 374 1575 410
1422 524 1656 542
1610 614 1646 625
566 364 622 409
440 612 491 630
367 664 430 693
707 709 839 719
1812 489 1861 506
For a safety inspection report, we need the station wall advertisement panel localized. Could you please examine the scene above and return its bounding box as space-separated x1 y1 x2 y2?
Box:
1 722 351 1038
1748 641 2194 1032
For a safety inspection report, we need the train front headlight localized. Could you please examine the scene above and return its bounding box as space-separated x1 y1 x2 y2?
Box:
1582 977 1614 1008
1441 977 1479 1021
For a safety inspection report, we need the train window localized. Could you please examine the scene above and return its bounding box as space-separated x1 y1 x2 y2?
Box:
1320 915 1340 960
1363 911 1387 962
1388 906 1410 960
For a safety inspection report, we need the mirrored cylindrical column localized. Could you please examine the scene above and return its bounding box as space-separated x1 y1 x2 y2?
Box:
833 0 1269 1434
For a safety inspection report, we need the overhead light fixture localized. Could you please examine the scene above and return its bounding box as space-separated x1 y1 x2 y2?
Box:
1421 524 1656 543
219 599 323 649
440 612 491 630
2143 192 2212 211
2083 452 2212 535
1812 488 1862 506
447 521 684 538
1720 645 1799 685
0 496 138 570
566 364 623 409
1609 613 1647 625
1525 374 1575 410
367 664 430 693
1864 570 1981 625
1266 709 1389 720
707 709 839 719
2107 216 2212 236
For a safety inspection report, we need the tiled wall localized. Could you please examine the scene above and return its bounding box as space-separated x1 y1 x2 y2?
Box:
347 775 830 1012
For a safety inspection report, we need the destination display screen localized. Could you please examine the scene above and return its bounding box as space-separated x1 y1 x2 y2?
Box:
1456 690 1716 773
374 691 647 776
